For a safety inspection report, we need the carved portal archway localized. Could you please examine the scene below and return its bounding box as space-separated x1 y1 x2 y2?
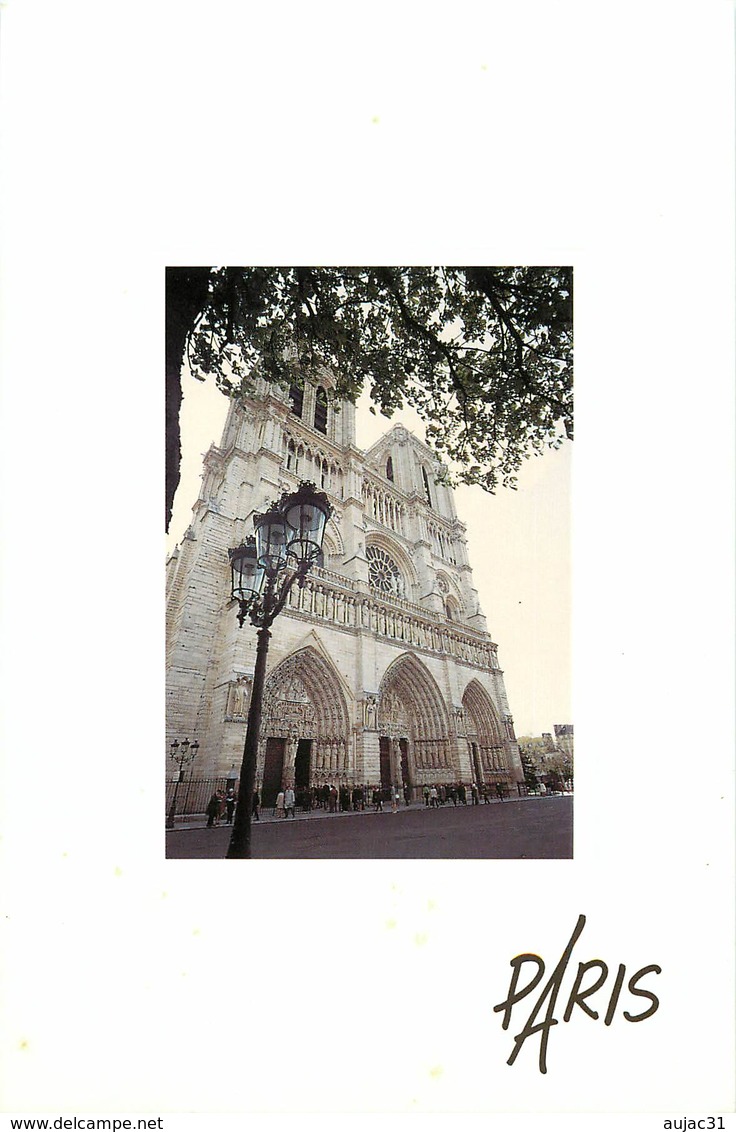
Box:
377 653 453 792
462 679 508 785
260 647 351 793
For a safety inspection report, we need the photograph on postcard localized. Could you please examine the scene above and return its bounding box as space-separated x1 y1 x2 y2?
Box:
164 266 572 860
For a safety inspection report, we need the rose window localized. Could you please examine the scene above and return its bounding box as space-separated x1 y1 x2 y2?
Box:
367 546 404 597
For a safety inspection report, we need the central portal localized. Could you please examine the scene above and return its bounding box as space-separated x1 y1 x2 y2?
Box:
377 654 454 795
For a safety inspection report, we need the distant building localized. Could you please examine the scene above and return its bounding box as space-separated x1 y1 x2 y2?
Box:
554 724 574 760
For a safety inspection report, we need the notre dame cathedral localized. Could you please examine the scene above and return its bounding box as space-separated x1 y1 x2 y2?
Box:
166 371 523 806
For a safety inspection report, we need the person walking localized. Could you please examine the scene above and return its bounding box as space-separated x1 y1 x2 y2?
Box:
274 789 285 818
251 789 260 821
391 785 399 814
205 792 220 828
284 785 296 818
225 787 236 824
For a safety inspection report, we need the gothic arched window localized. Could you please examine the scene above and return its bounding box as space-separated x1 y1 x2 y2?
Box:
289 384 304 418
367 546 404 597
386 455 394 482
314 386 328 434
445 596 461 622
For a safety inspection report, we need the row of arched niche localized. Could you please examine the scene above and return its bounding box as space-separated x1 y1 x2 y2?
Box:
258 645 507 781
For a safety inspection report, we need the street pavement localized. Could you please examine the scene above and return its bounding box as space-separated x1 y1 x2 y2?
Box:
165 794 573 859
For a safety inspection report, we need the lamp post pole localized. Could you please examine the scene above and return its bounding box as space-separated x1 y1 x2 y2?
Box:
167 738 199 828
225 483 332 860
226 624 271 859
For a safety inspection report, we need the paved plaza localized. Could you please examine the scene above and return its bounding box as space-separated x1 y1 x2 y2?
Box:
165 794 573 859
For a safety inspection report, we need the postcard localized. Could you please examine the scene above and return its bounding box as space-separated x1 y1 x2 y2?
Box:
0 1 733 1128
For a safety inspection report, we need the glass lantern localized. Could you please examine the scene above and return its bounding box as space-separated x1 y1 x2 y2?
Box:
229 540 265 603
282 483 331 564
254 508 289 571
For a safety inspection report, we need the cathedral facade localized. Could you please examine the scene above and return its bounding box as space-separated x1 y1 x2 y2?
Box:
166 374 523 804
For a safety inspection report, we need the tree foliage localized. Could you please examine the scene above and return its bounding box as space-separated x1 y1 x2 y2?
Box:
518 741 573 791
544 751 574 785
518 747 540 789
168 265 572 527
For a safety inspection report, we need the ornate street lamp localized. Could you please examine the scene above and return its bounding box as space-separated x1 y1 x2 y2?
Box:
226 481 332 859
166 738 200 828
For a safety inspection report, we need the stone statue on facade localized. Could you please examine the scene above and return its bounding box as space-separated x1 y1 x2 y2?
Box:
364 695 378 730
226 675 252 720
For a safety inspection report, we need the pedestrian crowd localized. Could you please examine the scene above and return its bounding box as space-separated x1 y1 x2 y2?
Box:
422 781 510 806
205 787 237 827
206 779 513 825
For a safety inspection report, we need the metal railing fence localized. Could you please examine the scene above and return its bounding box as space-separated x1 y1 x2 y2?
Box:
166 776 230 817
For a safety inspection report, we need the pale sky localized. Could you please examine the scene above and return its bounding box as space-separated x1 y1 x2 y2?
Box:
167 369 572 737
